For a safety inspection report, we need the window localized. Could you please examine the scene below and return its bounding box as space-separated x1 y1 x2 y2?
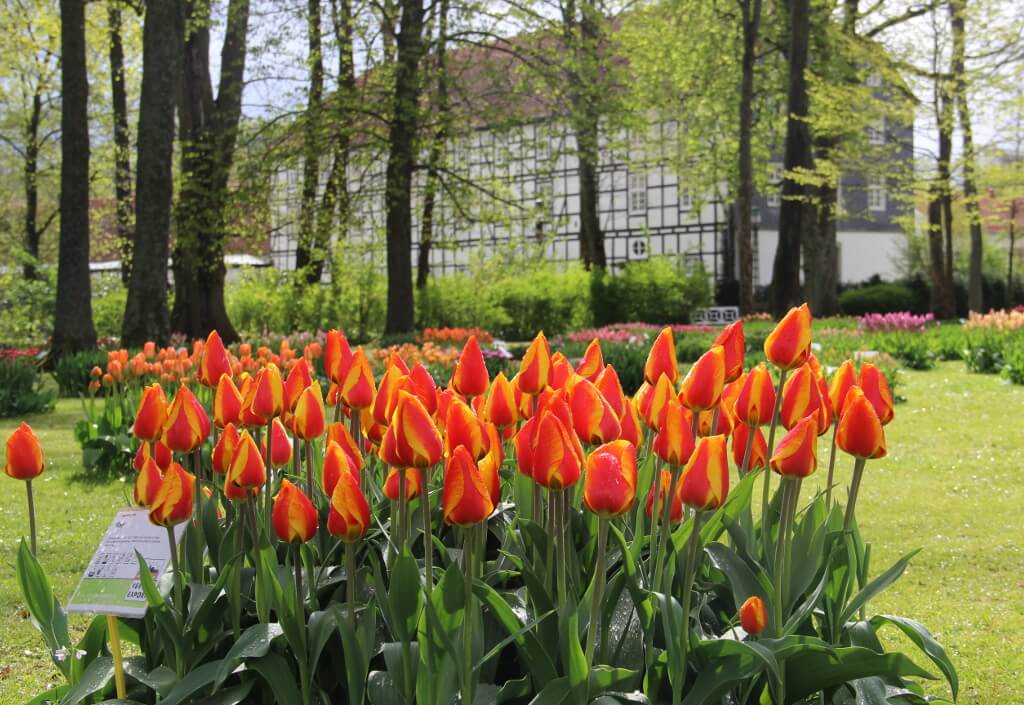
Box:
629 172 647 213
767 162 783 207
536 178 553 217
868 118 885 145
867 175 887 211
679 184 693 211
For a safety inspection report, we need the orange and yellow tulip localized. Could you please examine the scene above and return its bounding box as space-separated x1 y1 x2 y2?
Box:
731 423 768 471
324 329 352 384
646 468 684 523
373 365 409 427
680 345 726 412
134 457 163 507
517 332 551 395
569 377 621 445
858 363 894 426
837 386 887 460
713 320 746 383
340 347 376 409
163 385 210 452
293 381 326 441
678 435 729 510
780 363 828 433
384 467 422 501
576 339 604 382
618 400 643 448
733 364 776 427
653 399 695 466
261 418 293 468
227 430 266 495
594 365 627 418
214 375 243 428
149 463 195 526
4 423 44 480
699 402 734 437
513 415 538 478
328 470 371 542
478 423 503 505
769 414 818 477
530 413 583 489
199 330 232 388
379 391 444 468
284 359 314 412
251 363 285 419
583 440 637 518
134 384 168 441
327 422 364 472
442 445 495 526
642 373 676 430
212 422 240 475
408 363 439 415
445 397 491 460
452 335 489 397
764 304 812 370
272 479 318 543
322 441 361 498
739 596 767 636
483 372 518 428
828 360 857 419
547 351 572 391
644 327 678 385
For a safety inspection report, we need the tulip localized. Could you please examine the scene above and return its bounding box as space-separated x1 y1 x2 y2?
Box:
679 435 729 511
576 339 604 382
328 470 371 542
646 468 684 523
163 385 210 453
373 365 408 427
642 373 676 430
568 377 621 445
442 445 495 527
594 364 626 417
379 391 444 468
518 332 551 395
829 360 857 420
293 381 326 441
530 413 582 490
514 415 537 479
583 440 637 518
764 303 812 371
327 422 364 472
324 329 353 385
780 363 829 434
5 422 45 553
408 363 439 415
340 347 376 410
134 457 163 507
644 327 678 385
212 423 240 475
732 423 768 473
477 423 503 506
251 363 285 419
149 463 195 527
239 375 268 427
547 351 571 391
452 335 489 397
739 596 767 636
770 415 818 478
261 418 293 468
858 363 894 426
445 397 491 460
699 402 734 438
653 399 695 467
199 330 232 388
837 386 887 461
734 364 776 427
134 384 168 441
227 430 266 496
680 345 726 412
323 441 361 498
272 479 318 544
713 320 746 383
214 375 243 428
618 400 643 448
482 372 518 428
383 467 422 501
284 359 314 412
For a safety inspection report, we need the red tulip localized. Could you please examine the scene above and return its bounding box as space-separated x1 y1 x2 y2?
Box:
646 468 684 523
293 381 326 441
547 351 572 391
134 384 168 441
4 423 44 480
733 364 776 427
384 467 422 501
214 375 243 428
530 413 583 489
328 470 371 542
445 397 491 460
212 422 240 475
149 463 195 527
739 596 767 635
837 386 887 460
576 339 604 382
712 320 745 383
653 399 695 466
594 364 626 418
770 415 818 477
644 327 678 385
518 332 551 395
379 391 444 468
199 330 232 388
618 400 644 448
408 363 439 415
340 347 376 409
442 445 495 527
452 335 489 397
583 440 637 518
272 479 318 543
324 329 353 385
261 418 293 468
568 377 621 445
680 345 727 412
163 385 210 452
764 304 812 371
678 435 729 510
284 359 314 412
829 360 857 419
323 440 361 498
731 424 768 471
857 363 894 426
327 421 364 472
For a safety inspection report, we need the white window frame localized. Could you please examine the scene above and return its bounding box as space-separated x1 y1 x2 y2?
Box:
628 172 647 214
766 162 783 208
867 175 887 212
679 184 693 211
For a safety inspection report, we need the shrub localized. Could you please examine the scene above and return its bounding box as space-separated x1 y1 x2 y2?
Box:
866 332 937 370
593 256 712 325
0 359 56 417
1002 343 1024 385
962 331 1006 374
0 266 56 346
91 275 128 339
52 349 110 396
838 282 920 315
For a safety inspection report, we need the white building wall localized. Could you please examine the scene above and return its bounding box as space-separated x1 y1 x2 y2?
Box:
754 230 906 287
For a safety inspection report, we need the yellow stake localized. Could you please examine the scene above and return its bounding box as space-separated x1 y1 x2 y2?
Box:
106 614 127 699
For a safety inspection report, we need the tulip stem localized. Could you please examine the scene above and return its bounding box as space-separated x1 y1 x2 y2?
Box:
762 369 788 552
740 423 754 477
421 466 434 593
462 527 475 705
585 518 609 673
345 541 357 631
398 471 408 554
825 420 839 507
676 510 705 705
264 422 274 524
304 439 315 501
843 458 867 533
166 526 185 678
293 543 304 612
25 480 37 555
773 477 800 633
652 464 682 596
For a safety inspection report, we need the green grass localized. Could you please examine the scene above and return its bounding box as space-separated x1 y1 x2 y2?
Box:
1 364 1022 703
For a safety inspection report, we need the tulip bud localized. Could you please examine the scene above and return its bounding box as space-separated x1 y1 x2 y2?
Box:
134 457 163 507
251 363 285 419
445 397 491 460
4 423 44 481
284 359 314 412
547 351 571 391
272 479 318 543
857 363 894 426
731 423 768 471
618 400 644 448
327 422 364 471
323 441 361 498
712 320 746 383
293 381 326 441
443 445 495 527
769 415 818 477
214 375 243 428
764 304 812 370
569 377 621 445
679 435 729 510
324 329 353 385
148 463 195 527
134 384 168 441
679 345 726 412
408 363 439 415
384 467 422 501
341 347 376 410
653 399 695 466
328 470 371 542
829 360 857 419
642 373 676 430
483 372 518 428
780 363 828 433
212 423 240 475
733 364 776 427
163 384 210 452
199 331 232 388
739 596 767 636
452 335 489 397
594 365 627 418
646 468 684 523
477 423 503 505
644 327 678 385
518 332 551 395
379 391 444 468
227 430 266 496
583 440 638 518
261 418 293 468
530 413 583 489
576 339 604 382
837 386 887 460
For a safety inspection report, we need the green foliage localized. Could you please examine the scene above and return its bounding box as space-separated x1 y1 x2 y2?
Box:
90 276 127 340
52 350 108 397
1002 343 1024 385
593 257 712 326
962 331 1008 375
838 283 923 316
865 332 936 370
0 268 56 346
0 359 55 417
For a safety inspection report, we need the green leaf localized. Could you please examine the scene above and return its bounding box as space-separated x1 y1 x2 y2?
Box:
473 582 558 684
192 681 255 705
122 658 176 697
559 600 588 700
704 542 775 633
839 549 920 625
151 660 223 705
870 615 958 700
248 653 302 705
527 676 571 705
588 666 638 694
785 645 936 702
388 553 422 642
654 592 685 694
16 539 71 677
59 656 112 705
680 640 768 705
367 671 403 705
212 622 283 691
134 552 184 656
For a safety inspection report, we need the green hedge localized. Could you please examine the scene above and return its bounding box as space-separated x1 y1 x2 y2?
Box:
838 282 923 315
0 359 55 417
593 257 712 325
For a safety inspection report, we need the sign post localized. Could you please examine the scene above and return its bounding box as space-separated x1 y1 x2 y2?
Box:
68 509 186 698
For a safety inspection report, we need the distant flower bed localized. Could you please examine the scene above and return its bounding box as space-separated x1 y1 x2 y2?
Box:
560 322 717 345
964 308 1024 331
859 312 935 332
419 327 493 345
373 341 460 371
0 346 43 362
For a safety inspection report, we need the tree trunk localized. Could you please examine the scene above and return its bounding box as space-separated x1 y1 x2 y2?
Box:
927 184 947 315
109 3 134 285
807 162 839 314
770 0 812 317
22 90 42 279
383 0 427 334
736 0 762 313
52 0 97 355
950 0 983 312
171 0 250 342
295 0 326 284
937 88 956 317
122 0 180 346
1007 200 1016 307
417 0 450 291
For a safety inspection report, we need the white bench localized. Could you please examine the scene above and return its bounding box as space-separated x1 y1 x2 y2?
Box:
692 306 740 326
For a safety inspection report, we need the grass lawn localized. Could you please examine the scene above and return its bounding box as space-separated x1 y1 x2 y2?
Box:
1 362 1022 704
